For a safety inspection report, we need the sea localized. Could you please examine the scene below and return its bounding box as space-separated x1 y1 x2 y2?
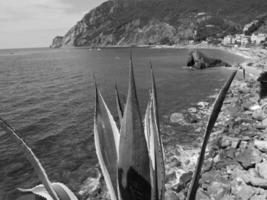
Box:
0 47 245 199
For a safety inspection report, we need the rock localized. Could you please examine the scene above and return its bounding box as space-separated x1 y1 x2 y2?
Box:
256 161 267 179
213 154 220 163
249 104 261 111
186 50 230 69
219 136 232 148
195 188 211 200
78 171 101 197
164 190 180 200
203 158 213 172
197 101 209 109
166 170 177 184
231 139 241 149
252 109 266 121
255 140 267 153
243 174 267 189
170 113 188 125
180 171 193 185
184 113 198 123
168 157 182 168
250 195 267 200
188 107 197 113
236 146 262 169
176 171 193 192
207 182 230 200
50 36 63 48
236 184 256 200
239 141 248 150
262 118 267 127
243 19 264 35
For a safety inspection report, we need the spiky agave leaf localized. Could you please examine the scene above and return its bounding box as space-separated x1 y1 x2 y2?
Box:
186 70 237 200
115 84 124 125
0 118 60 200
19 183 78 200
144 66 165 200
118 58 151 200
94 83 120 200
150 66 165 200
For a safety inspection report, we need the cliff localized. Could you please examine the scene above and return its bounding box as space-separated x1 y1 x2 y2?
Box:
50 36 63 48
51 0 267 48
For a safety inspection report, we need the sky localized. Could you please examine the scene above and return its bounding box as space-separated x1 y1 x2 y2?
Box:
0 0 106 49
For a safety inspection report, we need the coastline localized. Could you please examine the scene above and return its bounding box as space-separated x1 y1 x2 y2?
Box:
77 44 267 199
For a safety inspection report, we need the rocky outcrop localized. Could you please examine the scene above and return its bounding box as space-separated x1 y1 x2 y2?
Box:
50 36 63 48
186 50 231 69
243 20 265 35
51 0 267 48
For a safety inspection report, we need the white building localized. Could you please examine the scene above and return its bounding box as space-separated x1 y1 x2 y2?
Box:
222 35 233 45
240 36 250 46
251 33 267 45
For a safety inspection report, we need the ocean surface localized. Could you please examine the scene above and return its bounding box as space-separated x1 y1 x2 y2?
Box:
0 47 245 199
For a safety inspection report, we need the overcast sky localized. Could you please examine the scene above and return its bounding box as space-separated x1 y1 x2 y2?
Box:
0 0 106 49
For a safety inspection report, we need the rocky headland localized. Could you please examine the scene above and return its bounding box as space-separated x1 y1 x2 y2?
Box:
51 0 267 48
186 50 231 69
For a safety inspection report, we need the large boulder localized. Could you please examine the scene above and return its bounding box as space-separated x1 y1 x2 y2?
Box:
187 50 231 69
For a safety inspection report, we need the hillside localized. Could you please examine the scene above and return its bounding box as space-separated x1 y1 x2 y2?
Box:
50 0 267 48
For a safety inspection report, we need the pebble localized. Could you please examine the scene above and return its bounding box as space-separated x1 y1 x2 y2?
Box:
254 140 267 153
236 146 262 169
164 190 180 200
170 113 188 125
256 161 267 179
249 104 261 111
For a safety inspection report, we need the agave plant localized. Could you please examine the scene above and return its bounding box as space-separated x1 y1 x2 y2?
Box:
1 58 236 200
0 118 78 200
94 59 165 200
186 69 237 200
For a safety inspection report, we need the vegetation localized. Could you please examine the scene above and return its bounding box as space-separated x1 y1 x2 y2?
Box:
94 58 237 200
0 118 78 200
70 0 267 46
0 58 237 200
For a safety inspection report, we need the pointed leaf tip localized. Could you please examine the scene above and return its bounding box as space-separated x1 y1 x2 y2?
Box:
186 70 237 200
144 88 165 200
0 118 59 200
118 59 151 200
94 88 119 200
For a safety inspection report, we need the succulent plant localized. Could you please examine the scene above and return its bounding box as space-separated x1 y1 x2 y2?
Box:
1 58 237 200
0 118 78 200
94 58 165 200
95 56 237 200
186 70 237 200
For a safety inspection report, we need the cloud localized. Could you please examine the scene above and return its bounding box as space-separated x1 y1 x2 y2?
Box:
0 0 106 48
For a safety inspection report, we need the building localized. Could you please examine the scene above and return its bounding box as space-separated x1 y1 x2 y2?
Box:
222 35 233 45
240 36 250 46
222 34 250 46
251 33 267 45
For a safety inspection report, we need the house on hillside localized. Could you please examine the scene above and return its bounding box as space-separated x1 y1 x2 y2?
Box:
222 34 250 46
251 33 267 45
240 36 250 46
222 35 233 45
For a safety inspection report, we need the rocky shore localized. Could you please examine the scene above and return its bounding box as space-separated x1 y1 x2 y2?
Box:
76 48 267 200
164 76 267 200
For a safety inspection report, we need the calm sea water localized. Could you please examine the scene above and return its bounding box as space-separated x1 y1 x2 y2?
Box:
0 47 244 199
